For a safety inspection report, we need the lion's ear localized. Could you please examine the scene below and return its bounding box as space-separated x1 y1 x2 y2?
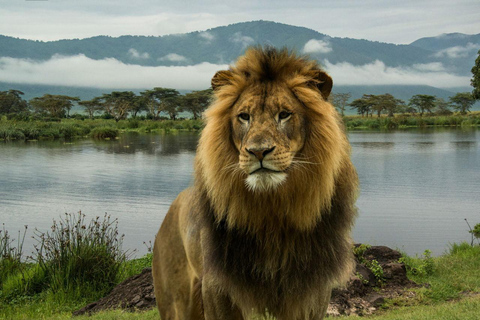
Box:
211 70 233 91
313 70 333 100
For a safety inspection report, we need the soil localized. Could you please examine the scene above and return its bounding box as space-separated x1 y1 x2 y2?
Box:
73 245 418 317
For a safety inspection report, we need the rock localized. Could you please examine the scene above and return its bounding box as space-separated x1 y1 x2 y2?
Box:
365 293 385 307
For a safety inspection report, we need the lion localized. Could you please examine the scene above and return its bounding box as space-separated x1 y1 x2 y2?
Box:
152 47 358 320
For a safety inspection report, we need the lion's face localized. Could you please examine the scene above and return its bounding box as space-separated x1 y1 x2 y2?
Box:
231 83 307 192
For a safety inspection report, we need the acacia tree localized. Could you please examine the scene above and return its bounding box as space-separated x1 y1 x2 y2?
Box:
449 92 475 114
409 94 436 116
0 90 29 115
100 91 136 122
140 88 180 120
30 94 79 118
182 89 213 120
330 92 351 116
377 94 404 117
349 95 372 117
434 98 452 115
471 49 480 100
78 97 103 119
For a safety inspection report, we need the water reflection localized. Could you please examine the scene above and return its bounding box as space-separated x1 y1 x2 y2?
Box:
93 132 199 155
1 128 479 257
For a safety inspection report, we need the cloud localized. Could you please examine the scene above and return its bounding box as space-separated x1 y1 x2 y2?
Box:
411 62 446 72
158 53 188 62
303 39 332 54
199 31 215 42
323 60 470 88
128 48 150 59
230 32 255 48
433 42 480 58
0 55 228 90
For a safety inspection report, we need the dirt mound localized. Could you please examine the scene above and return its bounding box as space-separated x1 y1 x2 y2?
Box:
73 267 156 316
74 245 417 317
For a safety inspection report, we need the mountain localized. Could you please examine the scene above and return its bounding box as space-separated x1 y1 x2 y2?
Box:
0 20 478 103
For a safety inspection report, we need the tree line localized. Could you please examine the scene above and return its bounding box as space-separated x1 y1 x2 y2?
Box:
330 92 477 117
0 88 213 121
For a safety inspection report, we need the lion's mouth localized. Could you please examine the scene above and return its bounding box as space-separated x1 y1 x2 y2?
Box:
249 167 283 175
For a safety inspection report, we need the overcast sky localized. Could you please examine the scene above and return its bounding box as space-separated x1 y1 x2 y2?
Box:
0 0 478 90
1 0 479 44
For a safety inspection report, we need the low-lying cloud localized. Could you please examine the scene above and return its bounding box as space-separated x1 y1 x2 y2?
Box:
230 32 255 48
433 42 479 59
303 39 332 54
128 48 150 59
0 55 228 90
323 60 470 88
158 53 188 62
0 55 470 90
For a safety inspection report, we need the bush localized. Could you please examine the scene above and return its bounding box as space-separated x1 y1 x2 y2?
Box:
90 127 118 139
32 213 128 298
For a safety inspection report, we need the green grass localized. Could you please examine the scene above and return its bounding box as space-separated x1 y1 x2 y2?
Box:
344 113 480 130
2 215 479 320
0 119 204 141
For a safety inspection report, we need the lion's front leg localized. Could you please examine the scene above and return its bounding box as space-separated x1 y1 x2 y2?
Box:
202 276 244 320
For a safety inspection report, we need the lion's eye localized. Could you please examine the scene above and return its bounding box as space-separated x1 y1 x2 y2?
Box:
278 111 292 120
238 113 250 121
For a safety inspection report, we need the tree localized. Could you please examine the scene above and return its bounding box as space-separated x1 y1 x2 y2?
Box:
408 94 436 116
471 49 480 100
433 98 452 115
99 91 136 122
0 90 29 115
376 94 405 117
349 95 372 117
163 94 182 120
182 89 213 120
330 92 351 116
30 94 79 118
131 95 148 118
140 88 180 120
449 92 475 114
78 97 103 119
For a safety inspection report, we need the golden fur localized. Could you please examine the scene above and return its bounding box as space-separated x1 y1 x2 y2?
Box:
152 47 358 320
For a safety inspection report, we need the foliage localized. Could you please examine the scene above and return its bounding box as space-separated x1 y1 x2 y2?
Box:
90 127 119 139
409 94 436 116
78 98 103 119
140 88 181 120
29 94 80 118
472 49 480 100
330 92 351 116
449 92 476 114
0 225 27 288
399 250 435 278
0 90 29 115
99 91 137 122
182 89 213 120
353 244 371 264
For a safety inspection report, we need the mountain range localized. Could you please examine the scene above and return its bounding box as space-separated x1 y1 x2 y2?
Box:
0 20 478 109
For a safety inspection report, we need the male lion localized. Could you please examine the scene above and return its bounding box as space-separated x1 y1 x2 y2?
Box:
152 47 358 320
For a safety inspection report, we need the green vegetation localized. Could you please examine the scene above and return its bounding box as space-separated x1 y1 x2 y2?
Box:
344 113 480 130
0 118 203 141
472 49 480 100
2 214 479 320
0 213 153 319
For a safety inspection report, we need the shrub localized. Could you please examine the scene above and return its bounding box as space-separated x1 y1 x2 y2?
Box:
90 127 118 139
32 212 128 298
399 249 435 277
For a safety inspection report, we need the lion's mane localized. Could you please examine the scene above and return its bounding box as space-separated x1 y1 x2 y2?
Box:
194 47 358 297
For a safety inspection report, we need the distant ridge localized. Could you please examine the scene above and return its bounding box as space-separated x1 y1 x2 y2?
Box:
0 20 478 103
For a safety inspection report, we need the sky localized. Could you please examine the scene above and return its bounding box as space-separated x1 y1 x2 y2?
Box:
0 0 479 90
1 0 478 44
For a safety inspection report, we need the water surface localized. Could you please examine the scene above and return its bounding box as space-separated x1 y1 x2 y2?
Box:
1 128 479 257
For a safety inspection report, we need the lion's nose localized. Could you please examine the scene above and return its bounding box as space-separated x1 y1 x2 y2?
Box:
246 146 275 161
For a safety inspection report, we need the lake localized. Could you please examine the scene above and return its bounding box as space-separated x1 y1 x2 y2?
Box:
1 128 479 257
